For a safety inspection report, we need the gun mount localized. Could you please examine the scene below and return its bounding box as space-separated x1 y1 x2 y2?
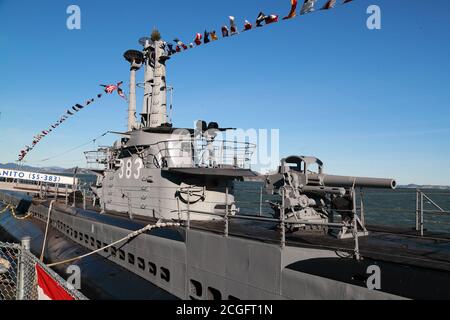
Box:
264 156 397 238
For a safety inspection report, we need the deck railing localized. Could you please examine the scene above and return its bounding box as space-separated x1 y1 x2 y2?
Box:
415 189 450 236
153 139 256 169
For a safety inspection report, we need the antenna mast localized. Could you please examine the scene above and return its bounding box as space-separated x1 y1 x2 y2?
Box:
139 31 170 128
123 50 144 131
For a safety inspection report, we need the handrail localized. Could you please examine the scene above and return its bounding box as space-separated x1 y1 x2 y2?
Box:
416 189 450 236
422 192 446 213
86 138 257 170
153 139 256 169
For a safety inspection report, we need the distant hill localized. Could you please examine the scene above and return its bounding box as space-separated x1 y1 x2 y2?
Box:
399 184 450 190
0 163 93 175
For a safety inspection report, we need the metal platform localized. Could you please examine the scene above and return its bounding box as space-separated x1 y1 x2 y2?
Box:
0 181 75 196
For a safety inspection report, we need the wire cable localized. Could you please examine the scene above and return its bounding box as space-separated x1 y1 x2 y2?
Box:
39 131 110 162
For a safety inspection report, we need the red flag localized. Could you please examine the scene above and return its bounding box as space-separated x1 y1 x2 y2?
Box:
229 16 238 35
244 20 252 31
321 0 336 10
100 81 124 100
36 264 74 300
283 0 298 20
265 15 279 24
101 84 118 94
194 33 202 46
174 39 188 50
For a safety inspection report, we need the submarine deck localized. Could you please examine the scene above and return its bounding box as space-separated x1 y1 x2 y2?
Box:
41 199 450 274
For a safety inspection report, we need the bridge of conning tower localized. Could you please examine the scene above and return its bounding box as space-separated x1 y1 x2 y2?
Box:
127 35 170 130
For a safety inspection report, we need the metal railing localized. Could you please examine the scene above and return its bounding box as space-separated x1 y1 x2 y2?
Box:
416 189 450 236
0 238 87 300
154 139 256 169
84 139 256 170
84 147 111 170
63 182 450 241
179 185 364 259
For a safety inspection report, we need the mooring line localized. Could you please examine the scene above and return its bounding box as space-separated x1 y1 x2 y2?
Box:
45 221 180 267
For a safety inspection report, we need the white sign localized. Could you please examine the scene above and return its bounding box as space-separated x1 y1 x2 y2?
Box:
0 168 77 185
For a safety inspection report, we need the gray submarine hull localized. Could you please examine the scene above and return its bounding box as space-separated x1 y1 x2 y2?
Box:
3 192 450 300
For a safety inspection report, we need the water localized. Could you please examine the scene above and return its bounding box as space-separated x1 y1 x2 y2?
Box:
55 173 97 188
358 188 450 233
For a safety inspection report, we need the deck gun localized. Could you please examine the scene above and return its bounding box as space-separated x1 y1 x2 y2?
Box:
264 156 396 238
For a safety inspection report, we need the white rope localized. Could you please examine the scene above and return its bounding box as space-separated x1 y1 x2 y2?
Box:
46 221 180 268
0 204 10 214
40 200 56 261
0 203 32 220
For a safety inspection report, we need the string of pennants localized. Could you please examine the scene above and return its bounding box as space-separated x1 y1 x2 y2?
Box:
166 0 354 56
17 0 354 162
18 82 126 162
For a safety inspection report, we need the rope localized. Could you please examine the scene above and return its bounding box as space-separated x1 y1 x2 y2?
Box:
0 203 32 220
39 131 110 162
40 200 55 261
0 204 11 214
45 221 180 268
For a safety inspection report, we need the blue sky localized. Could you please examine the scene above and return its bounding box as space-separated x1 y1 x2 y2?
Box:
0 0 449 185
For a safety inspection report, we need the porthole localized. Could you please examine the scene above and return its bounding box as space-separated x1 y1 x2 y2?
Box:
148 262 156 276
207 287 222 301
128 253 135 265
160 267 170 282
190 280 202 297
137 257 145 270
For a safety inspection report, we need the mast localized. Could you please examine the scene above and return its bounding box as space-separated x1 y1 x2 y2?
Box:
141 38 154 128
149 39 169 128
139 32 170 128
123 50 144 131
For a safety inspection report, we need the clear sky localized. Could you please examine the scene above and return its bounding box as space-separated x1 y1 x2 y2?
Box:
1 0 449 185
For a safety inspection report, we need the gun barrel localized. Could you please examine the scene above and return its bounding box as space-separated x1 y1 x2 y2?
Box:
308 174 397 189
